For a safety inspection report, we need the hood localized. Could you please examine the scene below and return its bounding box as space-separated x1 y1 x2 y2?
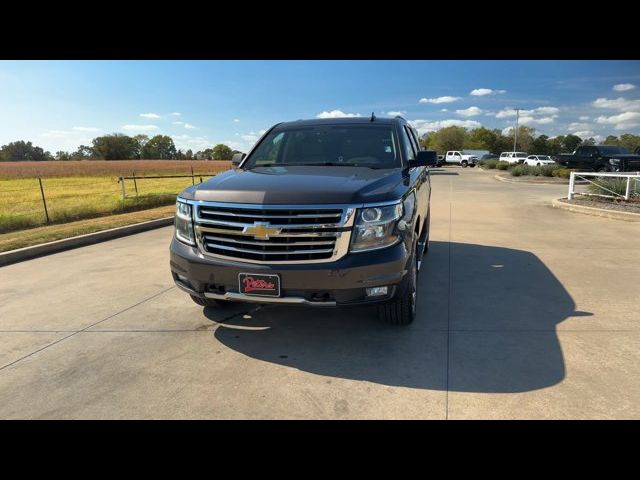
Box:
179 166 408 205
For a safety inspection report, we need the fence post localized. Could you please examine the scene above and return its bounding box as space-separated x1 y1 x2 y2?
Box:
132 171 139 196
38 177 50 224
568 172 575 200
190 166 195 186
625 176 631 200
119 176 126 199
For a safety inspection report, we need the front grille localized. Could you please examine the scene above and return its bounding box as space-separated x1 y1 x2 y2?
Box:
194 203 353 263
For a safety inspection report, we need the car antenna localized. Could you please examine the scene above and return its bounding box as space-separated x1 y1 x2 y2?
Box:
370 112 376 122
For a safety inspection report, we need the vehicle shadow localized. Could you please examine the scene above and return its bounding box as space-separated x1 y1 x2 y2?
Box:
207 241 585 393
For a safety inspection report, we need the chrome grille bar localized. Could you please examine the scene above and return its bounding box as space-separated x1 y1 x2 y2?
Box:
191 201 357 264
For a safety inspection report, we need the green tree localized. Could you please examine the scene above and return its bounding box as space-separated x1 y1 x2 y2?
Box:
429 126 467 153
562 134 583 153
212 144 234 160
185 149 194 160
531 134 550 155
505 126 536 152
70 145 96 160
602 135 619 145
141 135 177 159
617 134 640 151
91 134 139 160
0 140 51 161
55 151 71 161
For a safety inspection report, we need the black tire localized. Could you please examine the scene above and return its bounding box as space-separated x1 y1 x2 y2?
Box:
596 165 611 173
378 241 417 326
461 160 468 168
190 295 232 308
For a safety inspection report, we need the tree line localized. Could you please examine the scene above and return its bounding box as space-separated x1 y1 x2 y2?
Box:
0 134 241 162
419 126 640 155
3 128 640 162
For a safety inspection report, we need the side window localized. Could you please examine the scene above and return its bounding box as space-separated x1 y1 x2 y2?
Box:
401 126 416 161
409 127 422 152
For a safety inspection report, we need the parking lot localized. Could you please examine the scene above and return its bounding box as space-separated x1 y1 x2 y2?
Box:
1 166 639 419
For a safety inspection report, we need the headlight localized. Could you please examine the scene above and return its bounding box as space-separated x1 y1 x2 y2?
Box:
175 200 195 245
350 203 403 252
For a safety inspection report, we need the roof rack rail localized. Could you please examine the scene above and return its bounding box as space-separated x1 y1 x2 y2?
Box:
395 115 408 122
370 112 376 122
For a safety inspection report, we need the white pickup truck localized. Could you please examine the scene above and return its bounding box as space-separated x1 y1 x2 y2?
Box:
443 150 478 168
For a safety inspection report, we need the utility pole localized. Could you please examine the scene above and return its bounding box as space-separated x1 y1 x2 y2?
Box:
513 108 521 151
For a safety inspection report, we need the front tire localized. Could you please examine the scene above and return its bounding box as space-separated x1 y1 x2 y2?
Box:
378 241 417 326
461 160 468 168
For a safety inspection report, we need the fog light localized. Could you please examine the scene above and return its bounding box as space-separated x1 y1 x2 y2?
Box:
366 286 388 297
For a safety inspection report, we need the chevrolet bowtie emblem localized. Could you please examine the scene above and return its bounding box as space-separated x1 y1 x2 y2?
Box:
243 222 281 240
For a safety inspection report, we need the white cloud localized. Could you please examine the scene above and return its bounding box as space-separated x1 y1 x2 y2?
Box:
233 119 240 123
386 111 407 117
495 106 559 118
71 126 101 132
122 124 159 132
518 115 558 125
455 106 482 117
579 116 590 121
595 111 640 130
470 88 506 96
241 134 259 142
592 97 640 111
140 113 160 119
441 108 448 112
409 119 482 135
573 130 595 138
419 96 461 104
170 112 181 116
568 122 592 131
613 83 636 92
172 121 184 125
172 134 211 151
184 123 198 130
259 129 267 135
531 106 560 115
316 109 362 118
41 130 71 138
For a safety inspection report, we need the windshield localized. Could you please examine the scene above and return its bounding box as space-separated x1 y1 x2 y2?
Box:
242 125 400 169
598 146 630 155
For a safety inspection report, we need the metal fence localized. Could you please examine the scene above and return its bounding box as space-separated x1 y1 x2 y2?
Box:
117 171 206 199
568 171 640 201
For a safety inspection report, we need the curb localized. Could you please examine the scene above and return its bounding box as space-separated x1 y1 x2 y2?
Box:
552 198 640 222
493 174 580 185
0 217 174 267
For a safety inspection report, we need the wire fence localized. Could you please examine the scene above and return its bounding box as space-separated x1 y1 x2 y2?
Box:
0 172 215 233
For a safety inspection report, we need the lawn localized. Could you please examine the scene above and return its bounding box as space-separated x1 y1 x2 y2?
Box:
0 160 231 234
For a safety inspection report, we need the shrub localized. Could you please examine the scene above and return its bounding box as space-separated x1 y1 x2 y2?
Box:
539 165 556 177
496 161 510 170
510 166 525 177
480 159 498 169
588 178 640 198
552 168 571 179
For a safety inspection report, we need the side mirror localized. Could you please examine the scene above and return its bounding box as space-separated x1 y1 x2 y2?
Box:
231 153 245 166
412 150 438 167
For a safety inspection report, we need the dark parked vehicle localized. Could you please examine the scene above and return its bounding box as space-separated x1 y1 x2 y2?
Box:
554 145 640 172
170 116 436 325
480 154 498 161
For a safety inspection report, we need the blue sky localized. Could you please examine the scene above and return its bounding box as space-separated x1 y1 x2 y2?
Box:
1 60 639 153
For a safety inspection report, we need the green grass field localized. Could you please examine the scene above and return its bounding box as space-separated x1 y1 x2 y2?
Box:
0 175 213 234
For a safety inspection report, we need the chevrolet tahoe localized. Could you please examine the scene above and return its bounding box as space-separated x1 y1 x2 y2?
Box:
169 116 436 325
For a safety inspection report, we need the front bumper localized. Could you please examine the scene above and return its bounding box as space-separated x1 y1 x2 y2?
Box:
170 237 411 307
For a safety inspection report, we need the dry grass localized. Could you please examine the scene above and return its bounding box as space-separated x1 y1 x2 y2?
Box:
0 160 231 179
0 205 176 252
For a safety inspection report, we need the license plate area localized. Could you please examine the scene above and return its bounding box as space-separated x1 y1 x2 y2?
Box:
238 273 281 297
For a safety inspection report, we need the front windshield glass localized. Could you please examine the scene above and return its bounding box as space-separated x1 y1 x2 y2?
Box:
242 125 400 169
598 146 630 155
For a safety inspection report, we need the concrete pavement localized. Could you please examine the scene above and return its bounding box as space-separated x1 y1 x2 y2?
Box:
1 167 639 419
